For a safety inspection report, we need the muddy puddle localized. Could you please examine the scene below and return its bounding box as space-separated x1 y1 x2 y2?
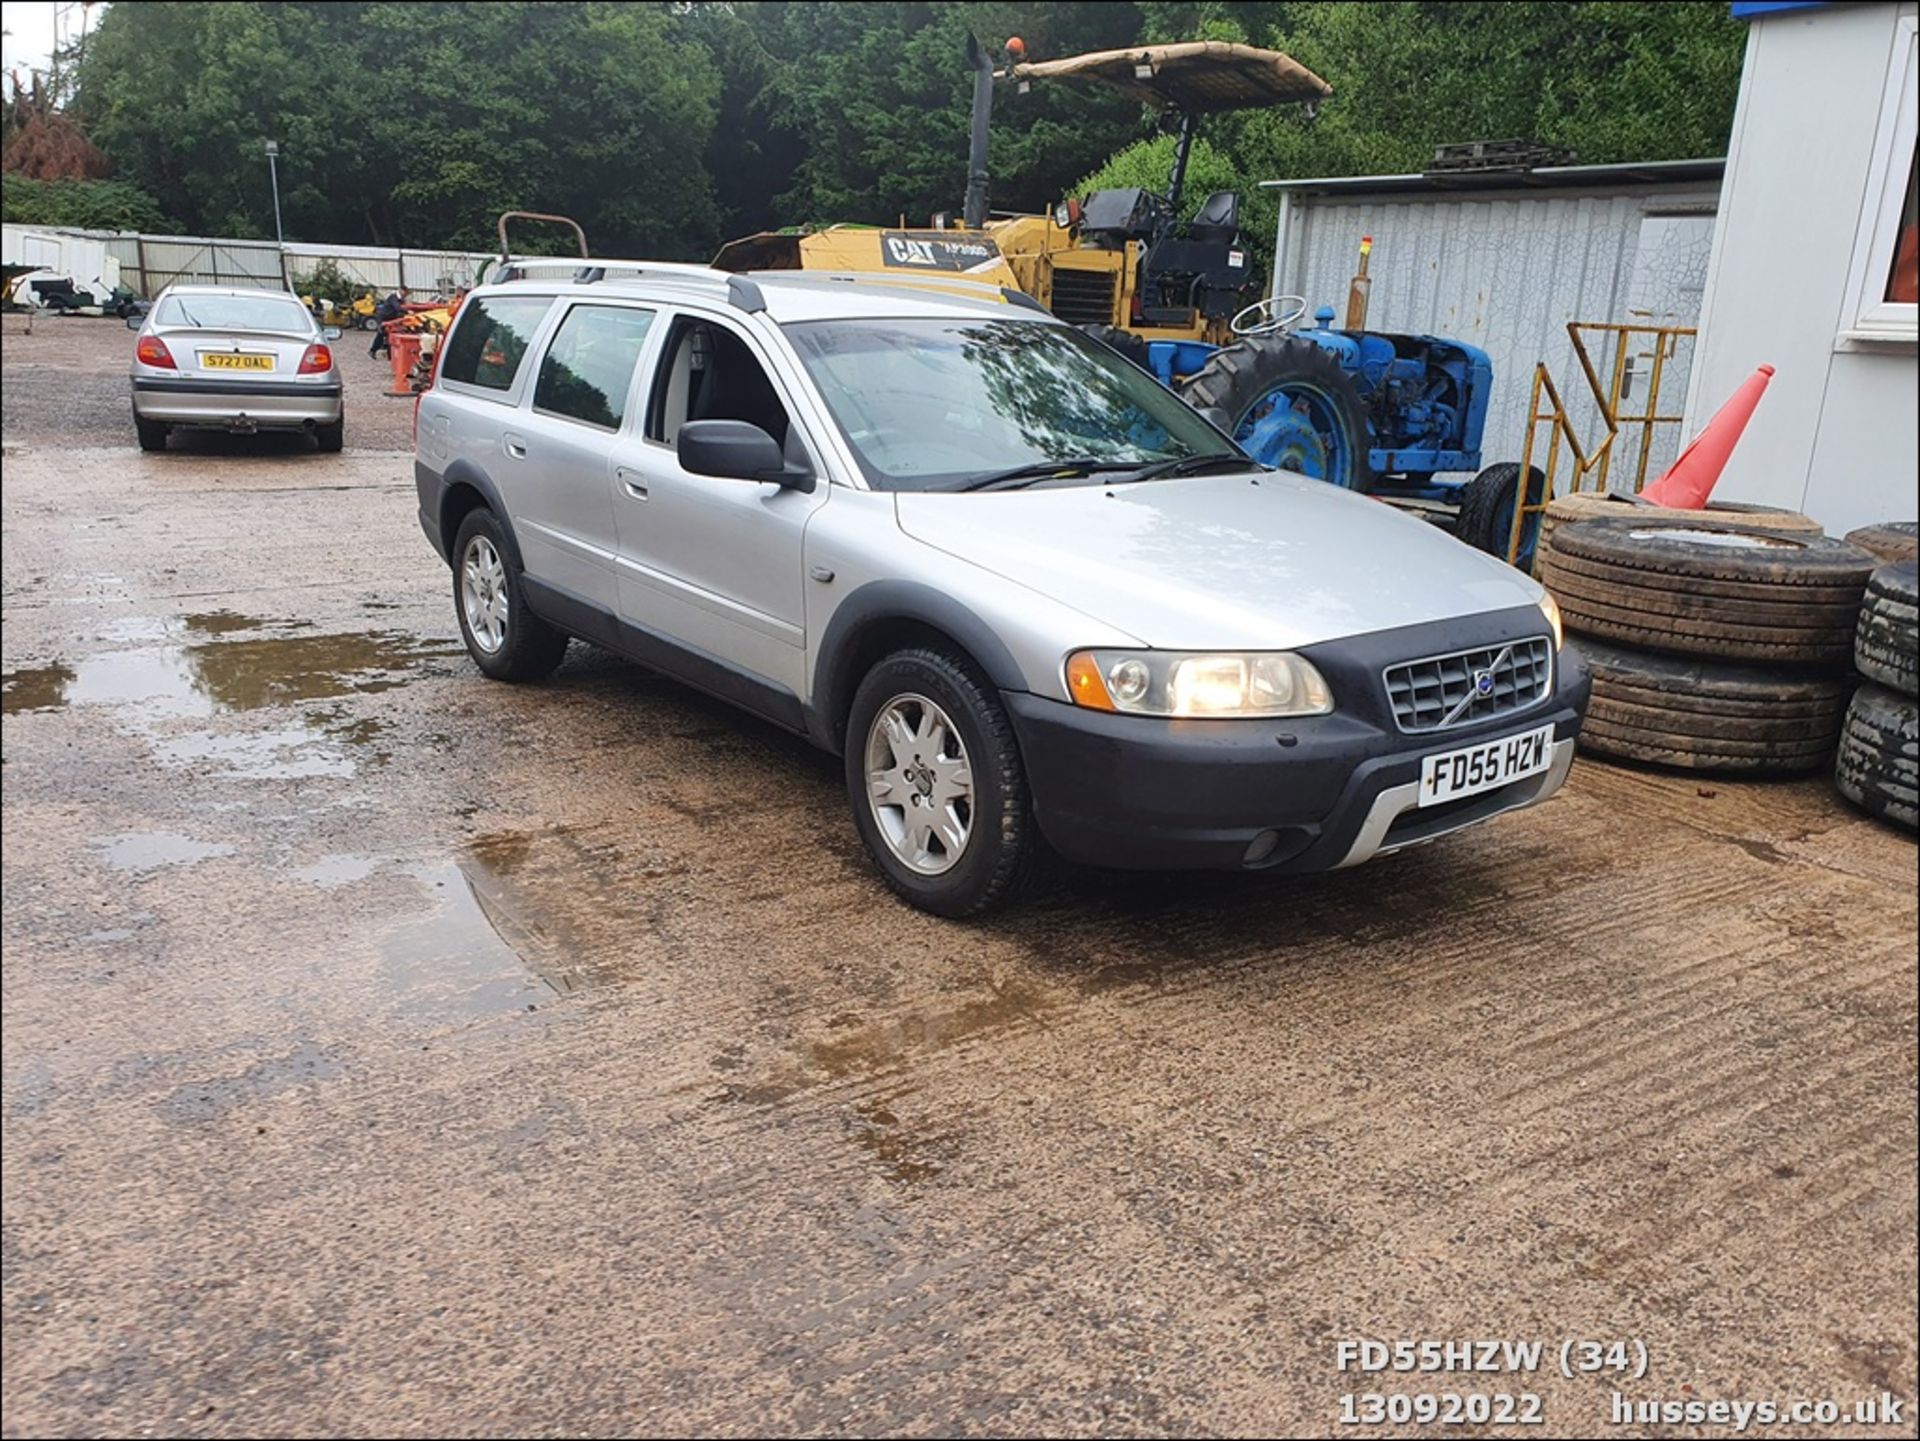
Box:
3 613 455 720
377 828 658 1022
90 831 234 876
4 611 452 777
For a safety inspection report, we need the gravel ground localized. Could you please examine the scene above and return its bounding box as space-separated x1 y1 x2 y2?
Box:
2 316 1916 1437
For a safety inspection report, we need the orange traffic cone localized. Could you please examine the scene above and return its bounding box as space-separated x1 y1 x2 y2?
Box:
1640 364 1775 510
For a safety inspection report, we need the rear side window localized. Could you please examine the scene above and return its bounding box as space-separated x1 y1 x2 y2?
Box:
533 304 655 430
440 296 553 392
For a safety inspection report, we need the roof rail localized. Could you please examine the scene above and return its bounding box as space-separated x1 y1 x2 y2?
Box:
491 255 720 285
753 268 1052 313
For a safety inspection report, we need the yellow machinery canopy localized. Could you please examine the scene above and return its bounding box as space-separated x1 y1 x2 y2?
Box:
1006 41 1331 113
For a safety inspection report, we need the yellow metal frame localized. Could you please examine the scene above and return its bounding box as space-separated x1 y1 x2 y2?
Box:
1509 321 1696 563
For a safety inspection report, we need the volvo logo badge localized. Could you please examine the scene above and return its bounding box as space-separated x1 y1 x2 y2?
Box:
1473 668 1496 697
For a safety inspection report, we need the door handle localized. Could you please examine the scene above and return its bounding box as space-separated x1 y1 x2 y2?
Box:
503 433 528 460
615 466 647 500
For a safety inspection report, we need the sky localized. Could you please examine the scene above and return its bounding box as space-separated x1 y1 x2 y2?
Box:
2 0 94 94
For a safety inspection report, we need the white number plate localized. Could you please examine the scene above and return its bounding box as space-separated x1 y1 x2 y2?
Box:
1419 723 1554 807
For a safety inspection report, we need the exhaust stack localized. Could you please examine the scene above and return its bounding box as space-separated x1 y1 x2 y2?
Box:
963 35 995 230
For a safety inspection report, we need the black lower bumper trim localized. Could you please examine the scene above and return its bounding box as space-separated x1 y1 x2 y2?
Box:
1006 645 1590 872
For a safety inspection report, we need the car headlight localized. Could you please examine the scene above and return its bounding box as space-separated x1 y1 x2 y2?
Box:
1537 592 1564 651
1065 650 1333 718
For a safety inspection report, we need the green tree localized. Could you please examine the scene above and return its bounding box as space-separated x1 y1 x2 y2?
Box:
1 173 173 230
74 1 724 255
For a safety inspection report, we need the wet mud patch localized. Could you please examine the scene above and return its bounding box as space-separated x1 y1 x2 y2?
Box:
155 1042 344 1125
1 663 75 715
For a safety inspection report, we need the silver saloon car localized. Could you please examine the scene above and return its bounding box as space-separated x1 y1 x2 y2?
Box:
128 285 345 452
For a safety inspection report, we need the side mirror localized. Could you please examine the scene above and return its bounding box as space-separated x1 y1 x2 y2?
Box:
322 326 343 341
676 419 814 491
125 313 143 331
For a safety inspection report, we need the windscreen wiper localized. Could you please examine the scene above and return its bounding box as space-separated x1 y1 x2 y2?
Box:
1118 453 1259 483
959 457 1147 493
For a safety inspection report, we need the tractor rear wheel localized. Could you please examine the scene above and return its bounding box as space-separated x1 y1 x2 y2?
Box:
1077 324 1153 373
1179 336 1375 491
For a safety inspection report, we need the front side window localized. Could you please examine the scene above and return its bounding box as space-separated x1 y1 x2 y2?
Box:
783 318 1237 491
440 296 554 392
533 304 655 429
156 293 311 333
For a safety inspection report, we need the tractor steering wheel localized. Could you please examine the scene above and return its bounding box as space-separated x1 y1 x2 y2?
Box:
1230 294 1310 337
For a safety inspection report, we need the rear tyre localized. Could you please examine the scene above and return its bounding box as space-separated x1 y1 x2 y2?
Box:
1542 519 1874 666
1456 463 1547 569
1179 335 1376 491
1076 323 1153 373
1835 683 1918 832
1572 636 1849 775
451 509 569 682
134 414 169 452
315 419 344 453
844 648 1040 917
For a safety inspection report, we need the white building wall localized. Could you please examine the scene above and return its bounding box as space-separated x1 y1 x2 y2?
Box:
1273 182 1719 482
1684 2 1918 535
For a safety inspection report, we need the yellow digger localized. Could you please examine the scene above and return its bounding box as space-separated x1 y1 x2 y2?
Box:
711 40 1332 350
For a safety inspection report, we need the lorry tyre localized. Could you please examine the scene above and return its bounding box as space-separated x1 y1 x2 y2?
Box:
1542 519 1874 667
1534 494 1819 576
1456 463 1547 569
1843 521 1918 564
1854 561 1918 697
1835 683 1918 832
1572 636 1849 774
1179 336 1376 491
1077 324 1153 373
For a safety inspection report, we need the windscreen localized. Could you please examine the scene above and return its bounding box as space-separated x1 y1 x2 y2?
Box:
156 293 313 333
783 317 1238 491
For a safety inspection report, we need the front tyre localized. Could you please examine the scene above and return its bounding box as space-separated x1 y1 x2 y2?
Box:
845 648 1039 917
451 509 569 682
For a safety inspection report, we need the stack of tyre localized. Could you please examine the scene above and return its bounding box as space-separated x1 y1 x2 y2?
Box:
1540 518 1877 779
1835 522 1919 832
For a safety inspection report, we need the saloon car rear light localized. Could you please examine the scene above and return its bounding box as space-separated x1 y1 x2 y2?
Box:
298 342 333 374
135 335 175 369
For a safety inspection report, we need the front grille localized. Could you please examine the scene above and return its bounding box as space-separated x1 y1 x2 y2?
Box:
1384 637 1553 734
1048 269 1118 325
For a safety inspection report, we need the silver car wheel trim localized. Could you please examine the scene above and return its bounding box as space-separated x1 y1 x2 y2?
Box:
461 535 509 654
865 692 974 876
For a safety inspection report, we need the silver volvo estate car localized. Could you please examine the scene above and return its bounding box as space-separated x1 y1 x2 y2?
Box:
414 262 1588 915
129 285 344 452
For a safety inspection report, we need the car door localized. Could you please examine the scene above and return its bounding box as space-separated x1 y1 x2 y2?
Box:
607 309 829 701
510 300 663 614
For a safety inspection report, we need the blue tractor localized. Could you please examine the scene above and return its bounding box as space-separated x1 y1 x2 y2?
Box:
1140 301 1546 569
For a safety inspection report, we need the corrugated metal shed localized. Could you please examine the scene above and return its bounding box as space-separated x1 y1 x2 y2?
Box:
1262 160 1725 481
